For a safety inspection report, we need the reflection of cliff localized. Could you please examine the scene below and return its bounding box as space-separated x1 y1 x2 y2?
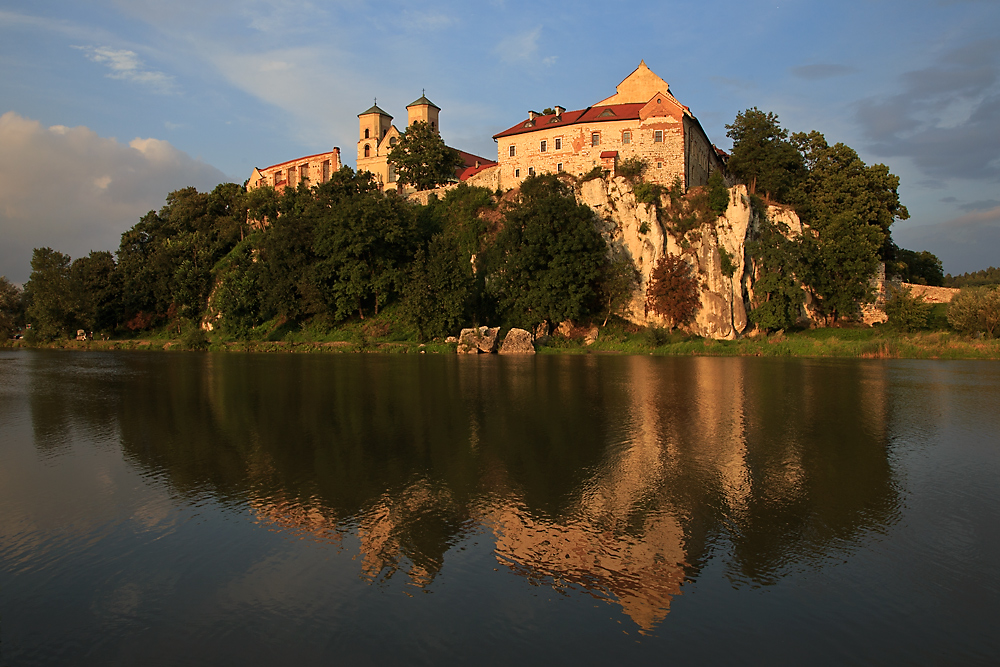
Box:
98 353 898 631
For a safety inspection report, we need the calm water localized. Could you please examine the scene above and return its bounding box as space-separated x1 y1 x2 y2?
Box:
1 350 998 665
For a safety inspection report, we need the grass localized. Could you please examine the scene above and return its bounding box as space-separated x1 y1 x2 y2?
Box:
6 312 1000 360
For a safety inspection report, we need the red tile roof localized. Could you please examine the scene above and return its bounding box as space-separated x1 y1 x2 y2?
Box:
455 149 497 180
493 103 646 140
600 151 619 159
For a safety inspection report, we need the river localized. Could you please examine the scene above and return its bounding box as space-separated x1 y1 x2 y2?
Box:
1 350 997 665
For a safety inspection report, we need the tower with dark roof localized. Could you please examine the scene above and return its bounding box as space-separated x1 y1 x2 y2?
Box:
406 93 440 132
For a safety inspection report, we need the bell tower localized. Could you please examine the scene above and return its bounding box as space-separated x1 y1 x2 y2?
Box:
406 92 441 132
357 101 393 162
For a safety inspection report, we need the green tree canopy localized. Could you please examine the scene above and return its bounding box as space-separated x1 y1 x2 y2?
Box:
24 247 73 339
0 276 23 339
725 108 806 204
484 175 606 328
387 121 464 191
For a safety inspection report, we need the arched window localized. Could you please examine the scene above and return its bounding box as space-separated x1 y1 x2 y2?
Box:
364 144 371 158
365 128 370 139
389 136 397 146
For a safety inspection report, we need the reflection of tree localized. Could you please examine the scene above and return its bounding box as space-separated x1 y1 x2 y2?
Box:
98 353 897 631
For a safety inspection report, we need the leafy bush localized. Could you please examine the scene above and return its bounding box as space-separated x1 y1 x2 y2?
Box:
581 166 605 182
182 326 210 350
718 246 737 278
884 283 931 332
708 171 730 215
947 286 1000 337
617 157 647 182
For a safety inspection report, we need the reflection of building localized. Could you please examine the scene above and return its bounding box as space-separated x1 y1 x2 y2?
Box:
356 95 496 191
492 61 724 190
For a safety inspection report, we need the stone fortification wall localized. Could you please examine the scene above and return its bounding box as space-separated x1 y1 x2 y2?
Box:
247 149 342 192
903 283 959 303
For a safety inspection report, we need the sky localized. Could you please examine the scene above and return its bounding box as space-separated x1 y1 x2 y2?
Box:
1 0 998 283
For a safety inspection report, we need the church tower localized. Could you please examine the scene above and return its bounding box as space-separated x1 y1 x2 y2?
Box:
358 102 393 162
406 93 440 132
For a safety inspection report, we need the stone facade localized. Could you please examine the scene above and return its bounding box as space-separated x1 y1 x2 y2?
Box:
356 96 495 192
492 61 724 191
246 149 342 192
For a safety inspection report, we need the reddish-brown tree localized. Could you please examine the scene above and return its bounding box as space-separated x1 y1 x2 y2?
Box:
645 254 700 331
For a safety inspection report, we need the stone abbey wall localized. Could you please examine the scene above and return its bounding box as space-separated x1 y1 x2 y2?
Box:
247 149 342 192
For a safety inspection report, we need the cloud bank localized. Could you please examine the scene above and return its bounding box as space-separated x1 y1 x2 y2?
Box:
0 112 226 283
894 205 1000 275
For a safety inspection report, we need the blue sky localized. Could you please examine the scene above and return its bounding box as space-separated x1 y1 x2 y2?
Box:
1 0 998 283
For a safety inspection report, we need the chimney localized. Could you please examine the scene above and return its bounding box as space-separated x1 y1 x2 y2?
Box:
528 110 539 120
554 106 565 117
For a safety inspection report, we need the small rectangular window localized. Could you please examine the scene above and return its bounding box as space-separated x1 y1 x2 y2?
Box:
528 167 535 176
591 132 600 147
622 131 631 145
388 165 397 182
540 140 547 153
657 162 663 169
654 130 663 143
557 163 563 172
515 168 520 178
300 164 309 181
509 145 516 157
554 137 562 150
322 160 331 181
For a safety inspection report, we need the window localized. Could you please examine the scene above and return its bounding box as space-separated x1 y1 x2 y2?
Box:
557 163 563 172
554 137 562 150
300 164 309 181
540 140 547 153
430 121 435 130
389 136 397 146
654 130 663 143
364 144 371 158
591 132 600 147
509 145 516 157
657 162 663 169
364 128 370 139
598 108 616 118
515 168 520 178
288 167 295 184
548 116 561 123
528 167 535 176
388 165 397 183
622 131 631 145
322 160 331 181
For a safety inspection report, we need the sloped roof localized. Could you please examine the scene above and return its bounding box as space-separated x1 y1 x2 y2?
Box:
493 103 646 140
406 95 440 110
358 104 392 118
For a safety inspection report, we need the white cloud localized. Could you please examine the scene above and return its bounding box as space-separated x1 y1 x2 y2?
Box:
75 45 176 94
0 112 226 283
495 27 541 64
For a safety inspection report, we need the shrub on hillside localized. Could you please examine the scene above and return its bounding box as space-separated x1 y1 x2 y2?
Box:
645 254 700 331
947 287 1000 337
884 283 932 332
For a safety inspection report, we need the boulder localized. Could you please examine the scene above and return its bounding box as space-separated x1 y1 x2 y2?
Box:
555 320 574 338
478 327 500 353
583 325 599 346
499 328 535 354
457 326 500 354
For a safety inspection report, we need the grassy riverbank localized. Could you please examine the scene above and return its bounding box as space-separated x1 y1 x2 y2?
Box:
5 319 1000 359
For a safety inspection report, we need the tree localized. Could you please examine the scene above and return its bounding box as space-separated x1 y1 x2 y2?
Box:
644 254 700 331
68 251 121 333
890 246 944 286
0 276 23 339
484 175 606 327
748 217 805 331
401 233 475 340
725 108 806 204
387 121 464 191
791 132 908 257
24 248 73 339
600 250 639 326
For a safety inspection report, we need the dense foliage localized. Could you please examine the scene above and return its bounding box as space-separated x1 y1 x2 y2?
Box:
0 276 23 339
884 284 932 333
747 216 805 331
947 287 1000 337
945 266 1000 288
889 246 944 286
387 121 464 191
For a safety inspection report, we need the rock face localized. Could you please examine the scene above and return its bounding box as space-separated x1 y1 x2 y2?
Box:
457 326 500 354
577 177 812 340
499 328 535 354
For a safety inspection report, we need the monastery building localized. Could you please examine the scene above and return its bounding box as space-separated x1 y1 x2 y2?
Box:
492 61 724 190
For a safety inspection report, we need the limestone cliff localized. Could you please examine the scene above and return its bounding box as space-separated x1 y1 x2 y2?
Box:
577 177 803 340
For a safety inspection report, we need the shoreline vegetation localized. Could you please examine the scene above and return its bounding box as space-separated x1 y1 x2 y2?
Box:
6 318 1000 360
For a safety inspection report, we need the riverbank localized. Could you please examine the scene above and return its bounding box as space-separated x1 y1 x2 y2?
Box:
5 326 1000 359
